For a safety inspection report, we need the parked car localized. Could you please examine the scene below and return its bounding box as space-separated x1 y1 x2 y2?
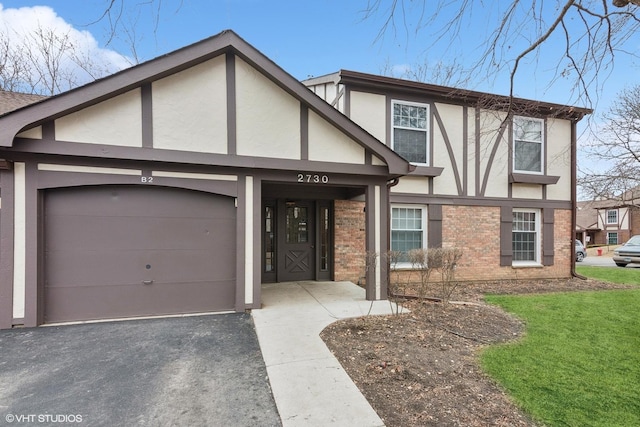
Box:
575 240 587 262
613 235 640 267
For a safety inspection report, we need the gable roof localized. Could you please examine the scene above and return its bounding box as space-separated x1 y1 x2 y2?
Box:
306 70 592 121
0 30 410 175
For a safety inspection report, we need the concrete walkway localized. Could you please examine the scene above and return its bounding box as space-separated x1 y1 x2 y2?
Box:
252 281 397 427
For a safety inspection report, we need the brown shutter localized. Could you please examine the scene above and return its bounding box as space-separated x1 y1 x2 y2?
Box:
500 206 513 266
428 205 442 248
543 208 555 266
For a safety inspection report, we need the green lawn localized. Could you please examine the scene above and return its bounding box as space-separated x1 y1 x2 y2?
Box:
482 289 640 427
576 265 640 285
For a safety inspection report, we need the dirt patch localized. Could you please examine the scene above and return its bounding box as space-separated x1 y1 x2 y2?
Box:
320 278 631 427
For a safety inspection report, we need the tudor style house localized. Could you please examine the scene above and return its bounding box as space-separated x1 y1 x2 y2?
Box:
304 71 590 282
0 30 590 329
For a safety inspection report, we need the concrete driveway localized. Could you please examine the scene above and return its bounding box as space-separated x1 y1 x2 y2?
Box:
0 314 281 426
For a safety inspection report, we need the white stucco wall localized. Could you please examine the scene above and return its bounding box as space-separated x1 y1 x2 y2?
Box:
153 57 228 153
349 91 386 142
236 58 300 159
466 109 477 197
477 110 509 198
512 183 543 199
16 127 42 139
308 110 364 164
545 118 572 201
55 89 142 147
12 163 26 319
391 176 430 194
432 103 464 196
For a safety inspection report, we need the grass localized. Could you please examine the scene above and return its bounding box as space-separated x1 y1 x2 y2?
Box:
482 289 640 427
576 265 640 285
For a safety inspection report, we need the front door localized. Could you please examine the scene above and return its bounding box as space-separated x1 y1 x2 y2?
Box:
278 200 315 281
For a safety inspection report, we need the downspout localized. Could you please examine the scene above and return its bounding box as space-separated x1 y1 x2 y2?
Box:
385 177 401 295
571 119 587 280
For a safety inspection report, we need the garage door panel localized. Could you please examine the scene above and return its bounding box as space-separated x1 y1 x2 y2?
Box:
45 186 234 218
46 280 235 323
44 185 237 323
46 248 236 287
46 214 235 252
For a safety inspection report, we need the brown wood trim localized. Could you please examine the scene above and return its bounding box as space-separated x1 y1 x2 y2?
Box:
462 106 468 196
11 138 395 176
338 70 592 120
364 184 376 300
509 173 560 185
0 169 15 329
475 109 481 196
226 52 237 155
251 175 262 309
42 121 55 140
24 162 38 327
389 193 572 210
300 105 308 160
407 166 444 177
235 175 247 310
36 170 238 197
141 83 153 148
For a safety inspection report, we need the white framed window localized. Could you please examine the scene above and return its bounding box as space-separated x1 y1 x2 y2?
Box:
606 209 618 224
391 100 429 165
513 116 544 174
391 205 427 266
607 232 618 245
512 208 541 265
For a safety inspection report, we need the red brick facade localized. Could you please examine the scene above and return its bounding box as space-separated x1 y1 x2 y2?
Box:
333 200 366 284
441 206 572 281
334 202 573 287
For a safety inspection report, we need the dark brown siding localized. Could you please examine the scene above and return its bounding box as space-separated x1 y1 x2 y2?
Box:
44 185 236 323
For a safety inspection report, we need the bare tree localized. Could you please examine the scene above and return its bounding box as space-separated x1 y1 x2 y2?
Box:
0 23 129 96
580 84 640 199
363 1 640 108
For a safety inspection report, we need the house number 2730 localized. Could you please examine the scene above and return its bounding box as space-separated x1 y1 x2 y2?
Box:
297 173 329 184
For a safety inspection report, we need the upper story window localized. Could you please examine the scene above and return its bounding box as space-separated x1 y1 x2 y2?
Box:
392 100 429 165
513 116 544 174
606 209 618 224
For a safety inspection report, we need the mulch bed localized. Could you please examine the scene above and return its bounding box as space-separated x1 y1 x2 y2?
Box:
320 278 631 427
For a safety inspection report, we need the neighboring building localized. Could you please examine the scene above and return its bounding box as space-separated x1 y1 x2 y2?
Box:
576 187 640 246
0 90 46 115
0 31 590 329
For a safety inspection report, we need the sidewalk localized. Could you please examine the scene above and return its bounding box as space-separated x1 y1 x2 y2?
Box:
252 281 396 427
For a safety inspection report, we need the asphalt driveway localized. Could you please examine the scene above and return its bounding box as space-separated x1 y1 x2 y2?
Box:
0 314 281 426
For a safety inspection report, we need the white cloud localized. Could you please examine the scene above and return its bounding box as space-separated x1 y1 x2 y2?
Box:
0 4 131 94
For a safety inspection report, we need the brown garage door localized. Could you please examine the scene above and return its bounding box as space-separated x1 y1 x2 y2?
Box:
44 185 236 323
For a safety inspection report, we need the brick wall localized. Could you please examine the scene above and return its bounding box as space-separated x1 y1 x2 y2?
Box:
390 206 573 284
333 200 366 283
333 202 574 286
